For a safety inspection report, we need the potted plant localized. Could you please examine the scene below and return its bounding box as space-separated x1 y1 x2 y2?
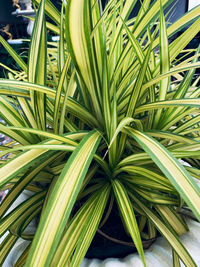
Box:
0 0 200 266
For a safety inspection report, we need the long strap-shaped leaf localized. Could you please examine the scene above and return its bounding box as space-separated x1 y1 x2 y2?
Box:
116 165 173 189
128 183 178 205
173 250 181 267
33 0 61 26
116 0 172 74
153 0 170 127
28 0 47 130
128 191 197 267
50 185 110 267
0 100 29 143
135 98 200 114
0 125 79 145
142 62 200 91
109 0 137 57
0 144 75 159
125 127 200 221
25 130 101 267
0 233 18 265
66 0 102 122
112 179 146 267
0 153 58 218
152 4 200 49
117 40 153 159
66 97 100 128
10 205 42 239
120 15 153 84
0 191 45 238
16 97 38 131
0 36 27 72
159 46 200 129
0 79 57 98
0 123 30 145
126 40 153 117
168 17 200 65
0 133 80 188
146 130 197 145
155 205 188 236
54 56 71 134
70 185 110 267
153 16 200 77
50 190 101 266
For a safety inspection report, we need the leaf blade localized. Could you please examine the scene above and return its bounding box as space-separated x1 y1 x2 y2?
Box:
125 127 200 221
25 130 101 267
112 179 146 266
129 191 197 267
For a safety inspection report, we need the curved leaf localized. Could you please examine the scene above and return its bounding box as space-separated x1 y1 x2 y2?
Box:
112 179 146 266
129 192 197 267
25 130 101 267
125 127 200 221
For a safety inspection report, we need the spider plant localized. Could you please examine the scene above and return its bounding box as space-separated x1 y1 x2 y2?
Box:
0 0 200 266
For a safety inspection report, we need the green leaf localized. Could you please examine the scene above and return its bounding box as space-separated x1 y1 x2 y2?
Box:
128 184 178 205
0 144 75 159
125 127 200 221
25 130 101 267
116 165 173 190
28 0 47 131
58 2 66 74
51 185 110 266
0 36 27 72
0 79 56 98
66 98 100 128
173 250 181 267
142 62 200 91
153 4 200 49
109 0 137 57
0 134 78 188
0 98 33 143
33 0 60 25
66 0 102 122
153 0 170 127
70 185 110 267
0 153 58 218
161 46 200 128
102 45 111 141
112 179 146 266
126 39 153 117
169 17 200 64
109 117 135 148
135 98 200 114
10 206 42 240
146 130 197 145
156 205 188 236
0 125 79 145
53 56 70 133
0 191 45 238
0 233 18 265
129 192 197 267
173 114 200 134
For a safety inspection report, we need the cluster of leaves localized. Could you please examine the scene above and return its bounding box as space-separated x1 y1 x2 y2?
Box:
0 0 200 266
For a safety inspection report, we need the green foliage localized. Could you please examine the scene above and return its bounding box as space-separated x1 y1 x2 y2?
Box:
0 0 200 266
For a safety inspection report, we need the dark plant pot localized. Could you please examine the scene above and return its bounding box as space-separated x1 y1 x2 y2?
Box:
35 189 156 260
86 203 156 260
86 230 155 260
